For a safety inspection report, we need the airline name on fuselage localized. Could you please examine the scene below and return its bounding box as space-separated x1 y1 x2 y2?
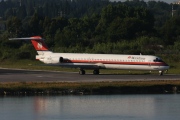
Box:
128 56 145 60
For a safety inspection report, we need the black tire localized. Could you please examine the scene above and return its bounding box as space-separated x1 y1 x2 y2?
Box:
93 70 99 75
79 70 85 75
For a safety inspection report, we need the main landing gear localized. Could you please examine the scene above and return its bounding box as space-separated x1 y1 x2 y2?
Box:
159 71 164 76
79 69 100 75
79 69 85 75
93 69 99 75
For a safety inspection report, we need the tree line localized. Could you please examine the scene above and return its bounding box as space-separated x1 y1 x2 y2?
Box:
0 0 180 63
0 0 109 19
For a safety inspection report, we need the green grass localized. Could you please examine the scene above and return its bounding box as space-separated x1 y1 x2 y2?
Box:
167 62 180 74
0 59 180 75
0 81 180 95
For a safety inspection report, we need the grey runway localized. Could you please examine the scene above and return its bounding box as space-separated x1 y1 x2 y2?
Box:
0 68 180 82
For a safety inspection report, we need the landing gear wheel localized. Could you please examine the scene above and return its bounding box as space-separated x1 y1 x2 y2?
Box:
79 69 85 75
93 69 99 75
159 71 164 76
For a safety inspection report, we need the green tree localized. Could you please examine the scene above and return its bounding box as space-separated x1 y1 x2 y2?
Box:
26 0 35 16
16 5 27 20
161 17 180 45
28 12 42 35
5 8 14 19
6 16 23 37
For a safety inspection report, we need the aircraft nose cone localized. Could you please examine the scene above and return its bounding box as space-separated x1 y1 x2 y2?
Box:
164 62 170 69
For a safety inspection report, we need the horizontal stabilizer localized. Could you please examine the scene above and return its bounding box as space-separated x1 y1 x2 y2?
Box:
9 36 50 54
9 36 44 41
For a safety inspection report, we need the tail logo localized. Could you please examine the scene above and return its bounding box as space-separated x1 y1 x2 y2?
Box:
37 42 43 49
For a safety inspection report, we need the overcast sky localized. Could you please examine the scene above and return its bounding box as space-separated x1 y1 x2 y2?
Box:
110 0 176 4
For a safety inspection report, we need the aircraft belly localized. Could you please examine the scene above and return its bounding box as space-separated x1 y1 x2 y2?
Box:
104 64 167 71
48 63 168 71
57 63 99 69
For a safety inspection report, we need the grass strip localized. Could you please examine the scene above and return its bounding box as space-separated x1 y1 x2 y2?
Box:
0 81 180 96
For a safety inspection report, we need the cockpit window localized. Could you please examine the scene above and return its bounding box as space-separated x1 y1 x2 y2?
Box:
153 58 163 62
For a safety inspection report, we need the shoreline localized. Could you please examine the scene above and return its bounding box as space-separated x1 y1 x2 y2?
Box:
0 81 180 96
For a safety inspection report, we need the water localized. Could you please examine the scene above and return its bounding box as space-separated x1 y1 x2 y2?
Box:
0 95 180 120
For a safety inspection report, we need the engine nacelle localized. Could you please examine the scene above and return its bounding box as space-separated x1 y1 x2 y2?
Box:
51 56 67 64
39 56 67 64
59 57 64 63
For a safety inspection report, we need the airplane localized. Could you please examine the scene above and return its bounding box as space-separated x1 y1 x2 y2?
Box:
9 36 169 75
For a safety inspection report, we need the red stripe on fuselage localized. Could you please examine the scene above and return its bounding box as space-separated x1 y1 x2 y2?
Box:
62 60 168 66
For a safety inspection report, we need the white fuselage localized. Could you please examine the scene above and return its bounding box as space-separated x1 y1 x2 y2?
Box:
9 36 170 75
36 52 169 71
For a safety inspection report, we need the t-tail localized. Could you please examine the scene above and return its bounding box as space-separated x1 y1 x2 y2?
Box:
9 36 52 55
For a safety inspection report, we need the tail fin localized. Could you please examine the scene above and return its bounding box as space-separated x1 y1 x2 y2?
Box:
9 36 52 55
